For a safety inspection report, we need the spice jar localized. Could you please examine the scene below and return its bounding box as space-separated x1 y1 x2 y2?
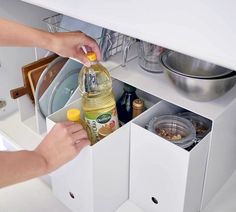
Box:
132 99 144 118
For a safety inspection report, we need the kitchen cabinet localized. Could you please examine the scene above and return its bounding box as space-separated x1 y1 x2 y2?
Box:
20 0 236 71
0 0 56 119
1 116 236 212
1 0 236 212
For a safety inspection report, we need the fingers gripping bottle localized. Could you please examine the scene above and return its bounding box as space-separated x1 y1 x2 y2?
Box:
67 108 96 145
79 52 119 142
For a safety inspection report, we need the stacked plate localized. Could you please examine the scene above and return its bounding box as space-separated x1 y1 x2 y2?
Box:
35 57 82 119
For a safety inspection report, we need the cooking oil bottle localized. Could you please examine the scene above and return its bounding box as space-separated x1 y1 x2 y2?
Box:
78 52 119 142
67 108 96 145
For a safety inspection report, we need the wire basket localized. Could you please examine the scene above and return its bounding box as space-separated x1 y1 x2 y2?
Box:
43 14 125 60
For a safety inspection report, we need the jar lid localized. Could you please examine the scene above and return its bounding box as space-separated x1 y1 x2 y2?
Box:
67 108 81 121
148 115 196 149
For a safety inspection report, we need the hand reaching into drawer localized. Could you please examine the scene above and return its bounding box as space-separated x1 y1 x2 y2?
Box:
0 18 101 66
35 121 90 173
0 17 97 188
0 121 90 188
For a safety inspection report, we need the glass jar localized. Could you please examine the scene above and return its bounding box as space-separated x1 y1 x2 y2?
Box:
148 115 196 150
138 41 164 73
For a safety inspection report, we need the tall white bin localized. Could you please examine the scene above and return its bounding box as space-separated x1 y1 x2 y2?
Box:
46 98 130 212
130 101 211 212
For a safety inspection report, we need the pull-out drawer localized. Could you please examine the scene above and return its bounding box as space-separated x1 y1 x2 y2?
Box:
46 79 159 212
130 101 211 212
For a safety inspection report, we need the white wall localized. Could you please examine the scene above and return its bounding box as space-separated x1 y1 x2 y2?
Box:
0 0 55 119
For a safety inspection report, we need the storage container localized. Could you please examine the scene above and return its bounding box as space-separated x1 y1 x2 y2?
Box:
46 79 160 212
130 101 211 212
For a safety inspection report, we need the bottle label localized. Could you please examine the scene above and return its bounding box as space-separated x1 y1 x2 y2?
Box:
84 107 119 141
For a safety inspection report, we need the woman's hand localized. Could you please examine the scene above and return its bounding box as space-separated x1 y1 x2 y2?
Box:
0 18 98 188
0 18 101 66
0 121 90 188
35 121 90 173
49 31 101 66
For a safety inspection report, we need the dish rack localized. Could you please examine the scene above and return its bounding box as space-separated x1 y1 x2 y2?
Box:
43 13 127 60
15 14 138 136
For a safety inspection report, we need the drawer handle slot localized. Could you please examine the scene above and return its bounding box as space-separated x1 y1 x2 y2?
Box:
151 196 158 204
69 192 75 199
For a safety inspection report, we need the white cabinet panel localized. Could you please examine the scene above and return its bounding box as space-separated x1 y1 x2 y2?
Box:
22 0 236 71
0 0 55 119
130 101 210 212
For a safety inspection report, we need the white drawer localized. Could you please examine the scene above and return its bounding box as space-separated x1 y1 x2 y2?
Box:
46 98 130 212
130 101 211 212
46 79 159 212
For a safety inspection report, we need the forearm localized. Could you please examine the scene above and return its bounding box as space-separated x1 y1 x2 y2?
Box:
0 18 54 49
0 150 47 188
0 18 101 64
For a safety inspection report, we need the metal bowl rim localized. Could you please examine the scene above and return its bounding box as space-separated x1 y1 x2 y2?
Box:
160 54 236 82
161 50 233 79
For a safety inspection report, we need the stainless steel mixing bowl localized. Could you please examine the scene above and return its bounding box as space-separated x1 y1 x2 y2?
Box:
161 51 232 78
160 52 236 101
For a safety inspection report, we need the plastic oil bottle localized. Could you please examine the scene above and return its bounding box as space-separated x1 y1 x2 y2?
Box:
67 108 96 145
78 52 119 142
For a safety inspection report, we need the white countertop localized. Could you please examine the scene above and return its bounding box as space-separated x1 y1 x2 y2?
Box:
0 171 236 212
0 112 42 151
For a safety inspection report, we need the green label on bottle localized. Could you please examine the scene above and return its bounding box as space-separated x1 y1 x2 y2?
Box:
96 113 111 124
84 107 119 142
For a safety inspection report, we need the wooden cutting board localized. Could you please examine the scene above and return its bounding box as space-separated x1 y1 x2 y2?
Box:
28 63 48 96
10 54 58 102
36 57 68 99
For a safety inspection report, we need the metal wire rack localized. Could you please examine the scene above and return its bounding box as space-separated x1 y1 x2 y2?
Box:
43 14 125 60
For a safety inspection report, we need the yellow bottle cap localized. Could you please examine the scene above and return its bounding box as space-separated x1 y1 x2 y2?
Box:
86 52 97 62
67 108 81 122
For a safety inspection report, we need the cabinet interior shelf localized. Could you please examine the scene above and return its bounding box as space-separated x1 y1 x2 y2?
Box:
110 58 236 120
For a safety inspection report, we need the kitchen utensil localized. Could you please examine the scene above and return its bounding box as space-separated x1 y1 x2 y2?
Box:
160 52 236 101
148 115 196 149
99 29 116 61
59 14 103 38
162 50 233 79
36 57 68 99
43 14 125 62
121 36 136 67
35 57 68 118
35 58 81 119
28 63 48 95
48 67 82 115
138 41 164 73
10 54 58 101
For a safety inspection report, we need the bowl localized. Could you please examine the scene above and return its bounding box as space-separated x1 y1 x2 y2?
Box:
148 115 196 149
161 51 233 79
160 51 236 101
